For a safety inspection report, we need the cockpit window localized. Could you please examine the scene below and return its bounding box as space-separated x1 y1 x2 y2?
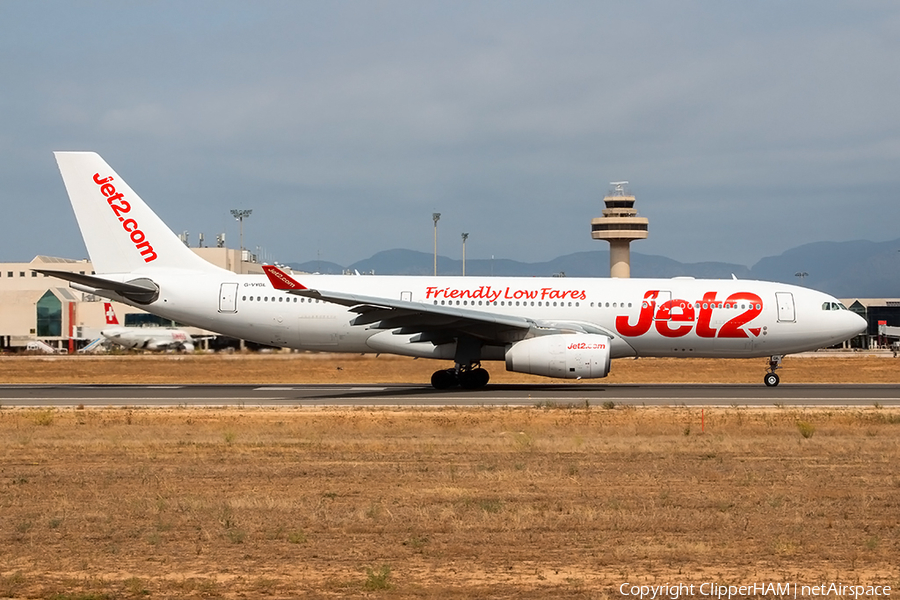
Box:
822 302 848 311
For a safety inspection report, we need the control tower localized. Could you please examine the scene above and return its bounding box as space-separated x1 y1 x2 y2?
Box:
590 181 648 278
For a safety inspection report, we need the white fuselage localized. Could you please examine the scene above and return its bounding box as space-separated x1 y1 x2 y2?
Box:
115 270 864 361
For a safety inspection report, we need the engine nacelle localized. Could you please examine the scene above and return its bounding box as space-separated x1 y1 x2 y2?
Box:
505 334 612 379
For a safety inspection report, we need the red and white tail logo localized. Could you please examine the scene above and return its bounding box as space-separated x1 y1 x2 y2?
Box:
104 302 119 325
262 265 308 291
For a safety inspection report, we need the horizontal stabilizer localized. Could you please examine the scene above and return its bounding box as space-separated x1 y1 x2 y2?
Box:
34 269 159 304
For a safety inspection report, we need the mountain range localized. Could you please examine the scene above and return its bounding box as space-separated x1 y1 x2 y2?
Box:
288 238 900 299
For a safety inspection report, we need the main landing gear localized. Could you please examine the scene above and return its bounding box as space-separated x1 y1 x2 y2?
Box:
431 336 490 390
764 355 783 387
431 364 490 390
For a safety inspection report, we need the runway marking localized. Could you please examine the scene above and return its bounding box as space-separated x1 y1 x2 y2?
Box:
0 397 284 403
253 387 387 392
1 398 896 407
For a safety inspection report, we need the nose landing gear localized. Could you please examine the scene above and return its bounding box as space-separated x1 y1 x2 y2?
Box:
764 355 783 387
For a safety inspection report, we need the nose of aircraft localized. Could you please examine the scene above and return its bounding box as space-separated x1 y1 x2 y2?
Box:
846 310 868 338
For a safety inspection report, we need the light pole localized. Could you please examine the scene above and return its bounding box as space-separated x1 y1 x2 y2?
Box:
461 232 469 276
432 213 441 276
230 209 252 251
795 271 808 284
230 209 252 274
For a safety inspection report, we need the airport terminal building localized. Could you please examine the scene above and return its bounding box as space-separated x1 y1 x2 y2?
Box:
0 249 263 352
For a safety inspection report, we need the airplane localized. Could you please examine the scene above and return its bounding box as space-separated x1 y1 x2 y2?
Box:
37 152 866 389
98 302 196 352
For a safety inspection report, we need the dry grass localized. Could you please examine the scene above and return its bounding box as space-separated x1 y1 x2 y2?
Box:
1 351 898 384
1 405 898 598
1 354 898 597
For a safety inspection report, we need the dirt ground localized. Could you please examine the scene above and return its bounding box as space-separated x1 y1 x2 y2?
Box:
0 406 898 599
0 351 898 385
0 354 898 598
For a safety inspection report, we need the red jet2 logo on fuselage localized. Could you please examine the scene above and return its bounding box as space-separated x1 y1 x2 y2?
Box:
93 173 157 263
616 290 764 339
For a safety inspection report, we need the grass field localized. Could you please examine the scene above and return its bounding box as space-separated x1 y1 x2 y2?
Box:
0 354 898 598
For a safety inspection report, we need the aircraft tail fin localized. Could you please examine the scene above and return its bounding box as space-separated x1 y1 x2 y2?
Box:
53 152 221 275
104 302 119 325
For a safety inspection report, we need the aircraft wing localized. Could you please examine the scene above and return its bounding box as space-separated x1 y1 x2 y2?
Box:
262 266 614 344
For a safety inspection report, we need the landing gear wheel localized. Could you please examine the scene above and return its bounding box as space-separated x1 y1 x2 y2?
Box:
764 355 784 387
431 368 458 390
473 368 490 388
458 367 490 389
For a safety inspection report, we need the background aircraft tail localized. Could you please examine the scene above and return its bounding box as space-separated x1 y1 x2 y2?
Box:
104 302 120 325
54 152 222 275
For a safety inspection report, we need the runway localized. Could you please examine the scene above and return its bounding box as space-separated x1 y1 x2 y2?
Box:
1 383 899 407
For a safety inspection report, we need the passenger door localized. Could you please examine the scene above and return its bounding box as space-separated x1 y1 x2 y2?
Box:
219 283 238 313
776 292 795 323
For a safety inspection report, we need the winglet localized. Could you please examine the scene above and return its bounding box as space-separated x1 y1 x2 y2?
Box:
262 265 308 291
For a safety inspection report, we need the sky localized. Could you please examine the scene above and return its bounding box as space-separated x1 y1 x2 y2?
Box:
1 1 899 268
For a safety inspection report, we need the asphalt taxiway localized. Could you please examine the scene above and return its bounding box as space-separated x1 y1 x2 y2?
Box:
1 383 898 407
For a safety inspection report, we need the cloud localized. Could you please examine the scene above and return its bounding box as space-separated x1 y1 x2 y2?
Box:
1 1 899 266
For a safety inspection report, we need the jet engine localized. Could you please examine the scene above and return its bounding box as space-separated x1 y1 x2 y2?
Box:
505 334 611 379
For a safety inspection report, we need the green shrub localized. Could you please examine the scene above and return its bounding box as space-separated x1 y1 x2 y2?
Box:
363 565 391 591
797 421 816 439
